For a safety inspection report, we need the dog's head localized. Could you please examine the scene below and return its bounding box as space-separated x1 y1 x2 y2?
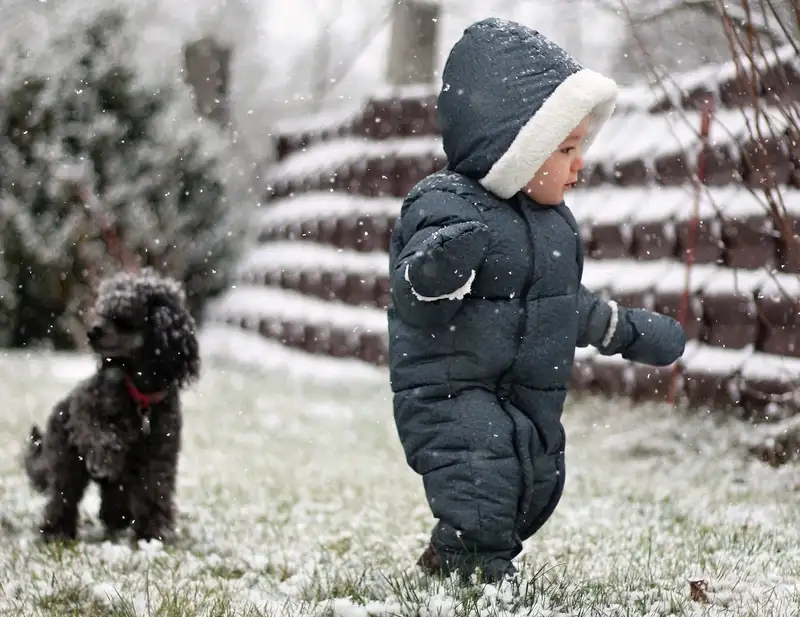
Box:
88 268 200 389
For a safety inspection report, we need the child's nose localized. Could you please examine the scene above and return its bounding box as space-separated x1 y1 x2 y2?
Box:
571 155 585 172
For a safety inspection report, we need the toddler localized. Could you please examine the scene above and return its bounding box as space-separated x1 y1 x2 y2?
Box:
387 18 686 583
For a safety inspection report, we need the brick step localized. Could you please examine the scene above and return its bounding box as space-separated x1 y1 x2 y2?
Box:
615 43 800 114
235 242 389 309
257 188 800 272
269 45 800 163
211 309 800 421
205 285 388 365
266 105 800 197
573 343 800 421
266 136 445 200
273 88 440 161
233 243 800 359
214 313 389 366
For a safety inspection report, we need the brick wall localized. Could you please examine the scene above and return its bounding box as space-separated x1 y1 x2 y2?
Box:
209 64 800 422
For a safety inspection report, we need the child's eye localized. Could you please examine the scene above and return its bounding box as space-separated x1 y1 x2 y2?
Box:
560 147 576 155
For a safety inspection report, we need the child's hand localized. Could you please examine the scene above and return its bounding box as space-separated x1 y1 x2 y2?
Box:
404 221 490 300
605 306 686 366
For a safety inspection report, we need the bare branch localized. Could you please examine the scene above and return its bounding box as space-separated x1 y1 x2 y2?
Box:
761 0 800 53
588 0 789 43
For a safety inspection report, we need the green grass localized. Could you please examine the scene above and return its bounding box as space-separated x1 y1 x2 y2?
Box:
1 343 799 617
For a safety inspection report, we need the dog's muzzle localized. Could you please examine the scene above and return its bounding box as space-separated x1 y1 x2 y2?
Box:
87 461 111 480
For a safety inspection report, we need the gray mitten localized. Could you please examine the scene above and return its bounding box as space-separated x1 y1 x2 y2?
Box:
405 221 490 299
601 303 686 366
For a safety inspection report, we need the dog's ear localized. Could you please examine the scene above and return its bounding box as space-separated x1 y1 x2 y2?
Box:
148 299 201 388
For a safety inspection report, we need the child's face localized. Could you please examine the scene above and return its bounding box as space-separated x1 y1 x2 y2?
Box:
523 116 590 205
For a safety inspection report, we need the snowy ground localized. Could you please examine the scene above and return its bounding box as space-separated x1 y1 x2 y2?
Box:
1 326 799 617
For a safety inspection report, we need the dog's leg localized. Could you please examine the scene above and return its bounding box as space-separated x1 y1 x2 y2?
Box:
128 459 177 543
24 425 49 493
127 405 182 544
35 405 90 543
39 445 90 543
127 424 180 544
99 480 131 536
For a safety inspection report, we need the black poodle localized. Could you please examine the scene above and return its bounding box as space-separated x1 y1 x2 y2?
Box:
23 268 200 543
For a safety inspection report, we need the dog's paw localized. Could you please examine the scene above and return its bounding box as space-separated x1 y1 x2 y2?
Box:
38 525 77 545
139 529 175 545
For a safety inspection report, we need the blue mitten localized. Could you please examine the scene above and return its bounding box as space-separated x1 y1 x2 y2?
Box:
404 221 490 300
601 303 686 366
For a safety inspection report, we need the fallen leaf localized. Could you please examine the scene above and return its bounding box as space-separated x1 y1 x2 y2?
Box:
689 578 710 603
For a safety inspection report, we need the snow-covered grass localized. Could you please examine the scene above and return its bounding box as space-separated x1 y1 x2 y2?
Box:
1 330 799 616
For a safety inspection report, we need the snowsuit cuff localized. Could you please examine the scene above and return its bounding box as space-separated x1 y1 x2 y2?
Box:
404 263 476 302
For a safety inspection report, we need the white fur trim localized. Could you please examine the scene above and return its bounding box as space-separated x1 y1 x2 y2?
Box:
602 300 619 348
404 263 476 302
479 69 618 199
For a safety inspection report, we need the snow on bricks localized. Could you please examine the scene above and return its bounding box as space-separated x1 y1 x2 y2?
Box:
239 53 800 421
271 89 439 161
268 46 800 163
266 111 800 200
256 187 800 274
206 285 389 366
613 43 800 114
208 231 800 418
228 240 799 350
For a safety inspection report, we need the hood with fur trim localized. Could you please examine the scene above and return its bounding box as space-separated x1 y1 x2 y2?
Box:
436 18 618 199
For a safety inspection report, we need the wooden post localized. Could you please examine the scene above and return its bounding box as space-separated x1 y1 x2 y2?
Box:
386 0 439 86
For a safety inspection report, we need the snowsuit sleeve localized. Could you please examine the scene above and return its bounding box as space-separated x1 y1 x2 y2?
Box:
389 191 489 329
576 284 686 366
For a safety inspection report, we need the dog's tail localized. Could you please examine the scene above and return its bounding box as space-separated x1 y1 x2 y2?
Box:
23 425 49 494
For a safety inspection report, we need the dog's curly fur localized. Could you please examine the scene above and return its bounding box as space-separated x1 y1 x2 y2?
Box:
23 268 200 544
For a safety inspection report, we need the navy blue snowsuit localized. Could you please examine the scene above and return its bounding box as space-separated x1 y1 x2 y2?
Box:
387 18 686 581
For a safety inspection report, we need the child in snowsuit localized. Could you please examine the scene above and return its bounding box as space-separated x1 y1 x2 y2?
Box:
387 18 686 583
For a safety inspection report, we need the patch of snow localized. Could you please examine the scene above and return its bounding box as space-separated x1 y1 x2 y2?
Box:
569 187 646 226
258 187 800 241
758 271 800 299
199 323 386 385
629 186 691 225
580 259 631 293
259 192 401 228
740 352 800 384
205 285 387 334
610 259 677 294
230 237 784 307
0 351 95 383
702 267 769 297
370 82 439 102
593 106 789 169
237 242 388 279
266 136 444 186
674 187 725 221
611 43 798 113
653 263 719 294
272 102 366 138
1 347 800 615
680 344 752 374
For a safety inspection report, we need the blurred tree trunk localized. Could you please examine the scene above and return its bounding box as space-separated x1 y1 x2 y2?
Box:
386 0 439 85
183 36 232 127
